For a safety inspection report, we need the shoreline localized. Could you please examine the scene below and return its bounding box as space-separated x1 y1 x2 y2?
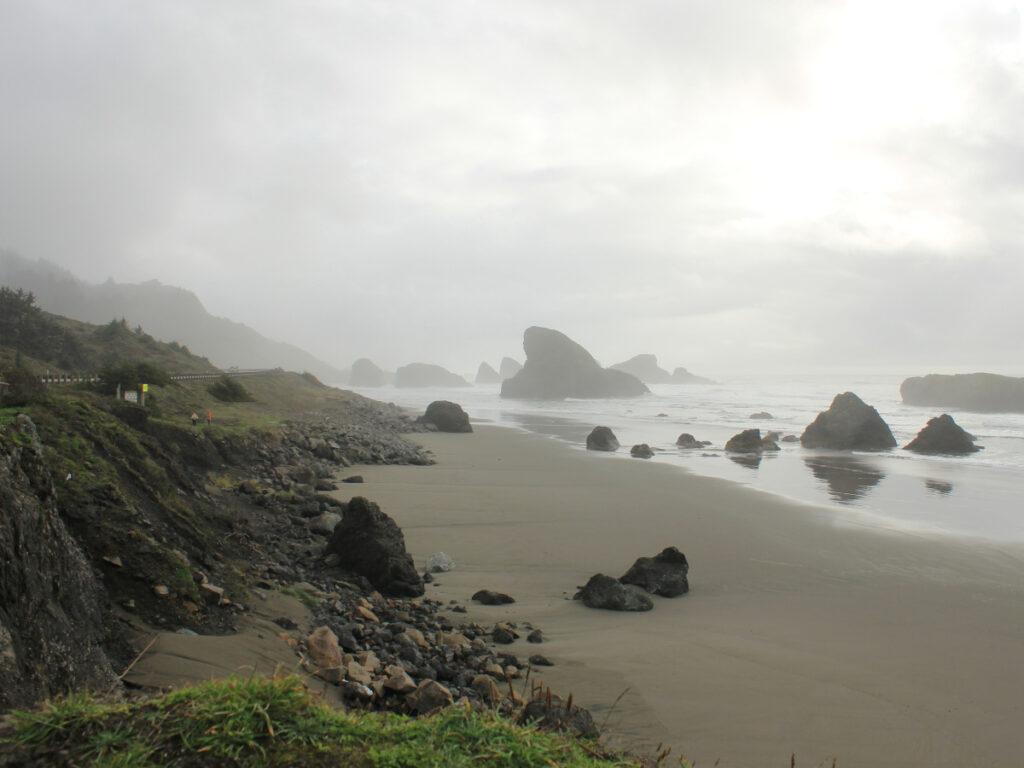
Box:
346 424 1024 767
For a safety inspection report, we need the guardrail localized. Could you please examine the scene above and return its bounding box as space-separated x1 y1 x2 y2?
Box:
36 368 277 386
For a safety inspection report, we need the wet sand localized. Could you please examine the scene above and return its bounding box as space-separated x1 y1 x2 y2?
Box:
345 425 1024 768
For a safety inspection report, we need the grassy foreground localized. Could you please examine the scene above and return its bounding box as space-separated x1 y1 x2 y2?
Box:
1 675 675 768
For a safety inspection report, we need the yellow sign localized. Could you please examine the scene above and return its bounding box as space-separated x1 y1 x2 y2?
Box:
142 383 149 392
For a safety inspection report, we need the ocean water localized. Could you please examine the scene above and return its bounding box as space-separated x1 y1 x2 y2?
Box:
342 374 1024 543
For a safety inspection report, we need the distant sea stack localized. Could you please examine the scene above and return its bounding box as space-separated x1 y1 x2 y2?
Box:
395 363 470 388
475 362 501 384
801 392 897 451
670 367 716 384
499 357 523 380
900 373 1024 413
500 327 649 400
350 358 390 387
610 354 671 384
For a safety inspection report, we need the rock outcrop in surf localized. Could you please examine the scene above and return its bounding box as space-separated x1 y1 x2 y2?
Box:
800 392 897 451
900 373 1024 413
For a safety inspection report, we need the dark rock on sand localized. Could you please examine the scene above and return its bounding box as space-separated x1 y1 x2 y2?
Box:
904 414 982 455
395 363 470 388
630 443 654 459
801 392 897 451
492 627 517 644
418 401 472 433
750 411 774 420
325 497 424 597
575 573 653 612
350 358 390 387
725 428 780 453
472 590 516 605
781 434 799 443
619 546 690 597
342 475 364 483
676 433 711 449
529 654 553 666
475 362 502 384
900 372 1024 413
586 426 620 452
610 354 672 384
527 629 544 643
500 326 649 400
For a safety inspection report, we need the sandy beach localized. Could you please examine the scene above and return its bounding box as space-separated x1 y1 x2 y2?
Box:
343 424 1024 768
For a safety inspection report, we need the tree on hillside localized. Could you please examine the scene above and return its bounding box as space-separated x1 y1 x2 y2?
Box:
96 360 172 396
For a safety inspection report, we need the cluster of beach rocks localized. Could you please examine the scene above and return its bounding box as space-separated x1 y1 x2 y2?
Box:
585 391 983 459
276 579 595 734
576 547 690 613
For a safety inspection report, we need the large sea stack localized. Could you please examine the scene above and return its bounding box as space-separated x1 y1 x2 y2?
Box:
500 327 649 400
801 392 897 450
900 373 1024 413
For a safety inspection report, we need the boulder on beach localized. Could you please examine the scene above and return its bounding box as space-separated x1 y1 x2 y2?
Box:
395 363 470 388
900 373 1024 413
750 411 773 420
349 358 390 387
725 428 780 453
586 426 620 452
610 354 672 384
475 362 501 384
575 573 653 611
500 326 649 400
676 433 711 449
671 366 716 384
472 589 516 605
619 546 690 597
904 414 982 455
325 496 424 597
630 443 654 459
499 357 523 380
418 401 472 433
800 392 897 451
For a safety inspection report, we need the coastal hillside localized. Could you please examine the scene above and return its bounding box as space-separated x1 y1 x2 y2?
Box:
0 251 348 382
1 305 623 761
0 286 218 374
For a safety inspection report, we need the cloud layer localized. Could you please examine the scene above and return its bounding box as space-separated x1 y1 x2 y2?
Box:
2 1 1022 376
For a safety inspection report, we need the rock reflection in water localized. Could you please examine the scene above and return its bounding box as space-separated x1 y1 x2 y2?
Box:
804 455 886 503
728 452 778 470
924 478 954 495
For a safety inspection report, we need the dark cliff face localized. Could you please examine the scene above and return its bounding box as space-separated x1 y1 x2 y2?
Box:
0 415 117 710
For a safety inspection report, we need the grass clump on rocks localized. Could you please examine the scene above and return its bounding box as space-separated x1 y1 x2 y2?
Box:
0 674 669 768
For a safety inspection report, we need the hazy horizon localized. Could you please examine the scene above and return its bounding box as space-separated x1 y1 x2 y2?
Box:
2 2 1023 378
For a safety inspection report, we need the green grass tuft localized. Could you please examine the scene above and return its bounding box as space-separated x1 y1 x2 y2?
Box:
2 675 678 767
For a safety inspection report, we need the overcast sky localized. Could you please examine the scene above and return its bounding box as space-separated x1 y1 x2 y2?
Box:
2 1 1022 377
